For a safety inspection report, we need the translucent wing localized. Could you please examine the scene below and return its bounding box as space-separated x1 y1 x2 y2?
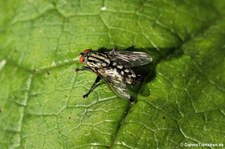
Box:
107 50 153 67
106 79 130 100
97 68 131 100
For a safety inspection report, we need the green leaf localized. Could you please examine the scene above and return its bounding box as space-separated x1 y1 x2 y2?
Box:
1 0 225 148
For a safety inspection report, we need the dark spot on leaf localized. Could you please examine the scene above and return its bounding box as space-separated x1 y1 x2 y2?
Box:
12 96 18 100
32 69 37 73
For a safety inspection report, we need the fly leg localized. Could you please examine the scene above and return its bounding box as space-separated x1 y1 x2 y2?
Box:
75 66 92 72
83 76 101 98
76 66 101 98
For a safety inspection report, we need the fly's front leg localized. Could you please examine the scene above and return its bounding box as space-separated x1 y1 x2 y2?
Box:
75 66 100 98
83 76 101 98
75 66 92 72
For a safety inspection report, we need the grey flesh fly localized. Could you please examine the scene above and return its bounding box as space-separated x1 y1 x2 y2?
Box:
76 48 153 100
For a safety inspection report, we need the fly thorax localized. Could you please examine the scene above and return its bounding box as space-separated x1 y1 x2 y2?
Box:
86 52 110 69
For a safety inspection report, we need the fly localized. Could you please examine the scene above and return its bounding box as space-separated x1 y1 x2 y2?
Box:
76 48 153 100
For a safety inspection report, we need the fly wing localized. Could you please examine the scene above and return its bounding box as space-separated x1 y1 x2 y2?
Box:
106 78 130 100
97 68 131 100
109 51 153 67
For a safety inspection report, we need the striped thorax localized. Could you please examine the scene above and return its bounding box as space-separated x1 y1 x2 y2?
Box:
80 49 110 69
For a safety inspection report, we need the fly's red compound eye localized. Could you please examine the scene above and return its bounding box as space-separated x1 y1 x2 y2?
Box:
79 55 85 63
84 49 91 53
79 49 91 63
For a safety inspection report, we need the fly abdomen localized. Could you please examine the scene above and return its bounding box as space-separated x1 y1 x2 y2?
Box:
109 60 138 85
124 70 138 85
